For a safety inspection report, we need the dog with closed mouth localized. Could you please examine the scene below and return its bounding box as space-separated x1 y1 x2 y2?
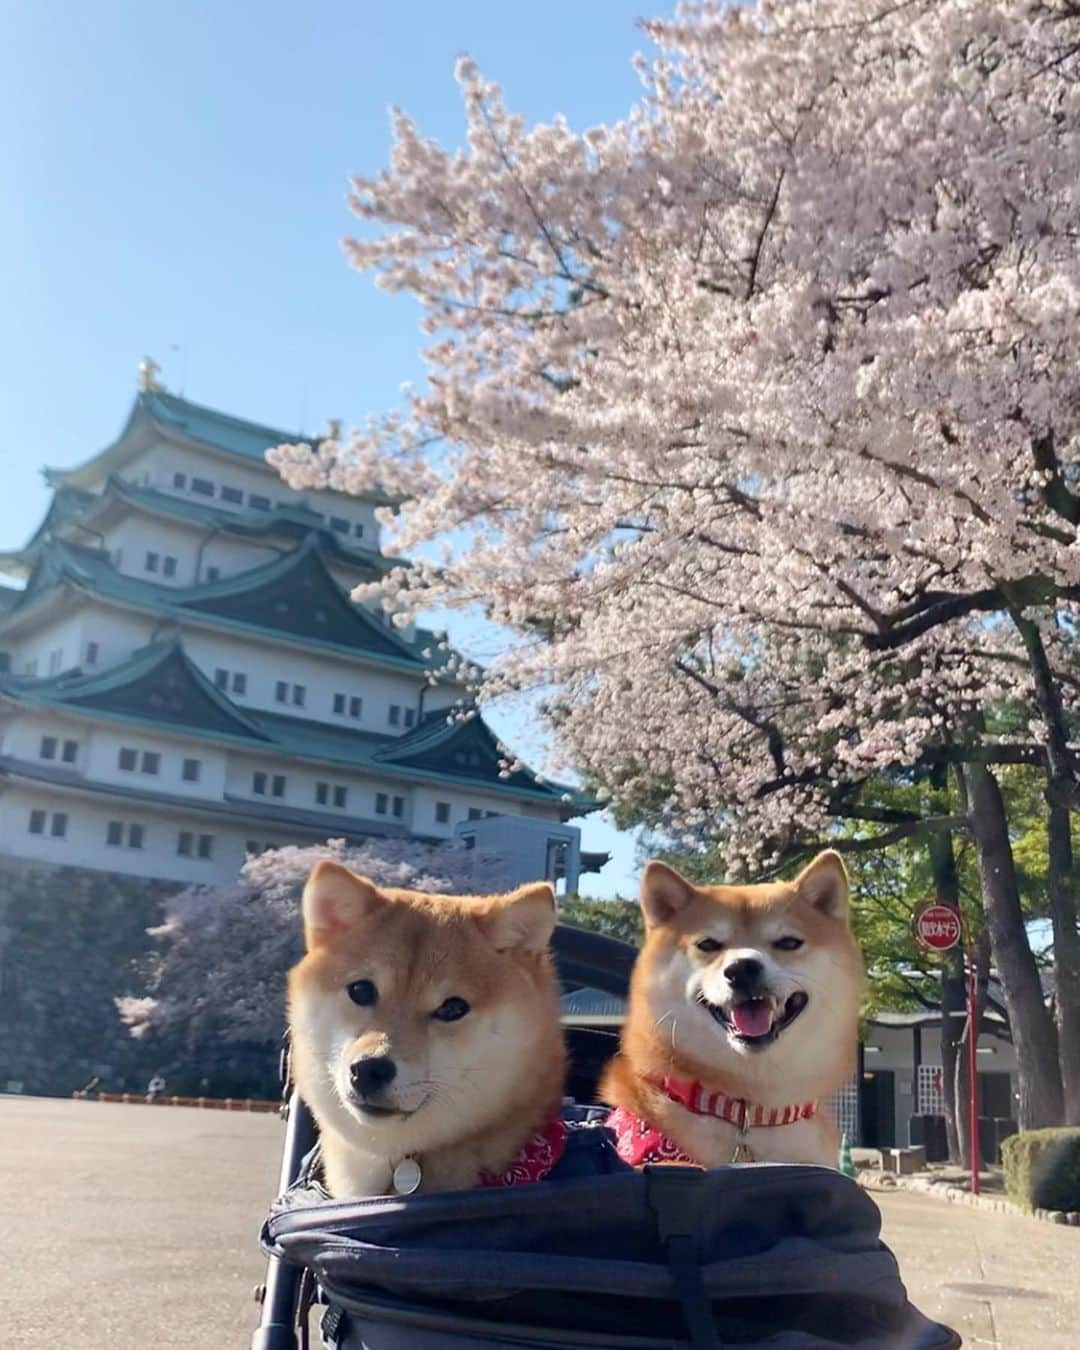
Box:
288 860 567 1198
602 850 863 1169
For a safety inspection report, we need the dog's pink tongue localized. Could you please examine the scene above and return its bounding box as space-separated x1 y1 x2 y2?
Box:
730 999 773 1038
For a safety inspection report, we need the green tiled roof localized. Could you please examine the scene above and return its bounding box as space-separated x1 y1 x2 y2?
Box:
1 639 273 746
5 536 446 675
0 638 579 805
44 390 397 504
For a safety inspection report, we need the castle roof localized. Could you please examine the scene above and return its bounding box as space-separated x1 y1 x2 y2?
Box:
0 536 447 676
0 637 593 812
0 475 402 579
42 389 396 503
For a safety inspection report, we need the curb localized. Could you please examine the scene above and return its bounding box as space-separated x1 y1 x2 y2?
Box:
856 1169 1080 1227
72 1091 279 1113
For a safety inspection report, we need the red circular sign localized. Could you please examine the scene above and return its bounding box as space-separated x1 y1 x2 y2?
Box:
913 904 962 952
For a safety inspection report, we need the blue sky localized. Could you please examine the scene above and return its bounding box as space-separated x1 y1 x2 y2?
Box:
2 0 663 897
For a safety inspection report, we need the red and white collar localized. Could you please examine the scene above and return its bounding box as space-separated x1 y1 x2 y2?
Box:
478 1114 568 1187
646 1073 818 1129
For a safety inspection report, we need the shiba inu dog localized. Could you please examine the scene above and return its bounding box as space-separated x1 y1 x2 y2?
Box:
603 850 863 1168
288 861 566 1198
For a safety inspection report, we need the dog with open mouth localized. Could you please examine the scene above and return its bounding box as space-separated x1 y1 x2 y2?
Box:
602 850 863 1169
288 860 566 1198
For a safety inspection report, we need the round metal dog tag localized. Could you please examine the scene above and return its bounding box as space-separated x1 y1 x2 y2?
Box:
392 1158 422 1195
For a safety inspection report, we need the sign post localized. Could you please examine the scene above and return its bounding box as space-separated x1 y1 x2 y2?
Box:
912 902 979 1195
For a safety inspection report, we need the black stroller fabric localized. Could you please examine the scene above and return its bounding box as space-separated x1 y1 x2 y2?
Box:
263 1135 959 1350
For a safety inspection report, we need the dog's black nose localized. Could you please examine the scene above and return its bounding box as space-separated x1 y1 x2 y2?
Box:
350 1055 397 1097
724 957 763 990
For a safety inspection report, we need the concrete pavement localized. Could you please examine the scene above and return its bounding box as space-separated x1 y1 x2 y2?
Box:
1 1096 1077 1348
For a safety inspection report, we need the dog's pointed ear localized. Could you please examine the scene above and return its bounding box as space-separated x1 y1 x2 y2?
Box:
479 882 556 953
794 850 849 920
302 861 383 949
640 861 695 928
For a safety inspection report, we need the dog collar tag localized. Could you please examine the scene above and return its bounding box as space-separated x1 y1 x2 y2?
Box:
392 1158 422 1195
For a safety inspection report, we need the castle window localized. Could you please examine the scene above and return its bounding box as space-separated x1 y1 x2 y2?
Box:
177 831 194 857
353 522 365 539
117 748 137 772
182 758 201 782
435 801 451 824
106 820 123 846
162 556 177 578
61 739 78 764
388 705 401 726
220 486 243 505
375 793 388 816
330 517 349 535
214 669 229 690
349 696 362 718
173 472 187 489
315 782 328 806
333 785 347 809
85 641 99 666
272 775 286 798
275 681 288 704
231 672 247 695
206 566 220 582
191 477 214 497
392 795 405 819
145 551 160 573
28 810 46 835
248 493 271 511
403 708 416 728
140 751 160 775
333 693 345 715
128 824 144 849
39 736 57 760
197 834 214 859
50 812 68 838
292 684 306 708
253 771 268 796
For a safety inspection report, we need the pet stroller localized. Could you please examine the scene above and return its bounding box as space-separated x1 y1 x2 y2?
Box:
253 925 960 1350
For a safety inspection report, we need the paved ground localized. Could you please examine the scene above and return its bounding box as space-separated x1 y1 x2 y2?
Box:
1 1096 1077 1349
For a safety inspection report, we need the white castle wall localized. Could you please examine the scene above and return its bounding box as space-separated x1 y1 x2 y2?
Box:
128 441 381 544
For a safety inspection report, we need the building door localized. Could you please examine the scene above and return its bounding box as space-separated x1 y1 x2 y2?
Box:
859 1070 897 1147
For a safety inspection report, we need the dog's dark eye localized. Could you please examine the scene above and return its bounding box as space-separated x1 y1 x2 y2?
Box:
773 936 804 951
695 937 724 954
432 996 470 1023
346 979 377 1006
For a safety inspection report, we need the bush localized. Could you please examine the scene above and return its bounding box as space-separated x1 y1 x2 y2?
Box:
1002 1128 1080 1213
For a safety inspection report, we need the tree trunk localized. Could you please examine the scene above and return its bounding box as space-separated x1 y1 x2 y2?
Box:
966 763 1064 1128
926 824 966 1160
1048 804 1080 1125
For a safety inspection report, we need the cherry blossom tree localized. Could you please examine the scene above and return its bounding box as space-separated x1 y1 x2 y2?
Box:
270 0 1080 1124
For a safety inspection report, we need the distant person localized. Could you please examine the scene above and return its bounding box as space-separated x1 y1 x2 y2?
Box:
146 1073 166 1104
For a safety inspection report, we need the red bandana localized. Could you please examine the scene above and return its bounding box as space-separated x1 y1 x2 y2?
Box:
606 1075 818 1168
606 1104 693 1166
478 1114 569 1187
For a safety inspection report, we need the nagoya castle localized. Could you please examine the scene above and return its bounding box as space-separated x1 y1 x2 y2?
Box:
0 362 597 889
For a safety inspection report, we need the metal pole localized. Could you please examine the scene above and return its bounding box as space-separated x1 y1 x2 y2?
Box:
251 1093 317 1350
966 939 981 1196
